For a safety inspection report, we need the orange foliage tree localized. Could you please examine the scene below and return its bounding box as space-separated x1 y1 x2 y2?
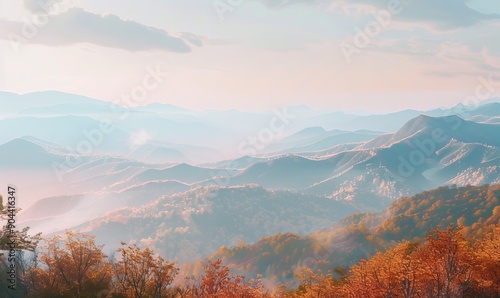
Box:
25 231 111 297
171 258 268 298
338 226 500 298
110 242 178 298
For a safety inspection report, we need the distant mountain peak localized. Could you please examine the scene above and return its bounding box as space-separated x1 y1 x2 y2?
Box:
295 126 327 135
140 103 190 113
286 103 312 110
0 138 64 168
1 137 42 149
398 114 463 134
170 163 195 169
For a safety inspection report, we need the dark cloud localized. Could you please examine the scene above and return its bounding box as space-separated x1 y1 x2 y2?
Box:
377 0 500 30
3 6 196 52
24 0 76 14
258 0 500 30
258 0 330 9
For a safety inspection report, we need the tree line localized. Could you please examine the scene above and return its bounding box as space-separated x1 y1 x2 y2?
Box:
0 187 499 297
0 225 498 297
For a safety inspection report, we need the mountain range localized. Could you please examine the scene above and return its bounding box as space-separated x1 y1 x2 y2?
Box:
1 91 499 273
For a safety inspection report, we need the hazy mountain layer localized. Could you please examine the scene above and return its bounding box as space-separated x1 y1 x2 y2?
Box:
70 185 357 263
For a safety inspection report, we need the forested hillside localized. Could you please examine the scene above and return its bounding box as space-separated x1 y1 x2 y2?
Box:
0 185 499 297
199 184 500 285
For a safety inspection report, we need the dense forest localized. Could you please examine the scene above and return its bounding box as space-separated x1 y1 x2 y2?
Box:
0 184 499 297
199 184 500 284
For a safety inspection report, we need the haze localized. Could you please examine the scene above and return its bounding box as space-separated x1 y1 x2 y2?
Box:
0 0 499 112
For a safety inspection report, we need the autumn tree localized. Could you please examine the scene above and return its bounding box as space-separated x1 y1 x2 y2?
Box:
396 242 421 298
290 267 341 298
0 194 41 252
340 228 479 298
415 227 476 298
111 242 178 298
473 225 500 296
344 251 402 298
200 258 234 297
25 231 112 297
196 258 267 298
0 194 41 297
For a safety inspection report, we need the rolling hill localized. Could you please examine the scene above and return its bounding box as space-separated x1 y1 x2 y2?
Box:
200 184 500 284
70 185 357 263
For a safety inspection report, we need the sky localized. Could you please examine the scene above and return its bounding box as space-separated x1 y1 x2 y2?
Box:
1 0 500 112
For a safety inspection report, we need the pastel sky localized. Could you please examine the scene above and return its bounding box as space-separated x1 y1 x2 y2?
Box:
1 0 500 112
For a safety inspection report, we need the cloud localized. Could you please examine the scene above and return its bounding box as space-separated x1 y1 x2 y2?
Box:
179 32 204 47
255 0 330 8
260 0 500 30
365 37 500 78
332 0 500 30
23 0 73 14
1 7 196 52
256 0 324 8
